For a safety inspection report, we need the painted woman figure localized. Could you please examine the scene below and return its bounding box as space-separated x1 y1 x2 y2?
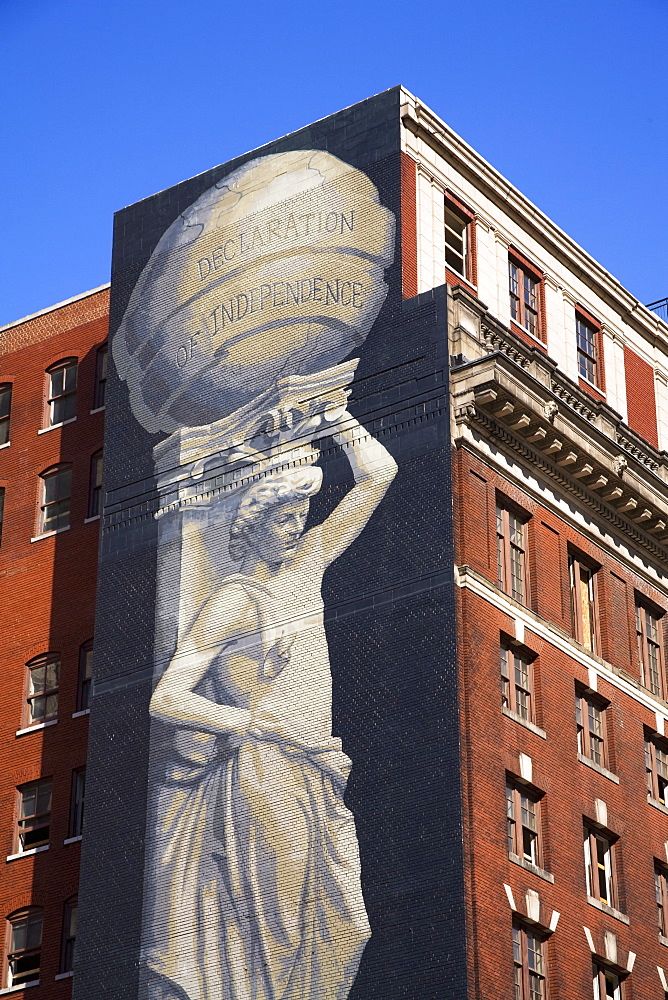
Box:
146 409 397 1000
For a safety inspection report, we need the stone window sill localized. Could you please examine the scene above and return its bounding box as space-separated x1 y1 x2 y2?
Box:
502 706 546 739
38 417 76 435
16 719 58 738
509 853 554 883
83 515 100 524
0 441 9 451
30 526 70 543
6 845 49 863
54 972 73 981
90 406 105 415
63 835 82 846
72 708 90 719
0 981 40 994
661 934 668 949
649 796 668 816
577 753 620 784
587 896 629 925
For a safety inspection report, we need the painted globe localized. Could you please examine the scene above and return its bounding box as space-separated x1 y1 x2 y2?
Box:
113 149 395 434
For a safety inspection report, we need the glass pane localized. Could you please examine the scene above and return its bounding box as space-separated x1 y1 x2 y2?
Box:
63 364 78 392
0 386 11 420
50 369 64 397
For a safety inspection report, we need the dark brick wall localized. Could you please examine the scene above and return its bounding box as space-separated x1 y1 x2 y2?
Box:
75 91 468 1000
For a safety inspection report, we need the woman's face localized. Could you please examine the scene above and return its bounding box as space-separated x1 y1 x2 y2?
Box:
248 499 309 567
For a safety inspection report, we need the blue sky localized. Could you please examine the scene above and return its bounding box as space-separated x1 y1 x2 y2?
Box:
1 0 667 327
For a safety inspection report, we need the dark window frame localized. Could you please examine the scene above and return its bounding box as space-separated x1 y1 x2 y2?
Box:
16 779 52 853
0 383 12 446
576 687 609 768
25 653 60 727
39 463 72 534
592 962 623 1000
506 778 543 867
501 641 535 723
88 450 103 518
584 822 618 909
93 344 107 410
69 768 86 838
45 358 78 427
60 897 77 975
569 550 601 654
645 730 668 805
576 312 600 386
636 597 665 698
656 861 668 939
508 251 544 341
513 922 547 1000
444 194 476 285
6 908 43 988
496 499 530 604
77 639 93 712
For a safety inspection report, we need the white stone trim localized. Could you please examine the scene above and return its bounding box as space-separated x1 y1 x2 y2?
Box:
15 719 58 738
456 564 668 719
37 417 76 435
6 845 49 863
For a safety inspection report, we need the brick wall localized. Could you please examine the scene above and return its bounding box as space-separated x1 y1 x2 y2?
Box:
624 346 659 450
456 443 668 999
0 289 107 997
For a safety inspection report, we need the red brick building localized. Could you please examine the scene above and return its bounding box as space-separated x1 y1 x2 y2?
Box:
397 88 668 999
0 287 108 996
2 88 668 1000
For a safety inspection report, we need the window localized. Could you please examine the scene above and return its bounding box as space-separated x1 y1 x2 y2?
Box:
94 344 107 409
508 255 542 339
46 359 77 426
70 768 86 837
25 653 59 725
0 384 11 445
576 689 609 768
88 450 103 518
78 640 93 712
60 898 77 974
501 642 534 722
6 909 42 987
513 923 547 1000
0 487 4 547
445 202 468 277
506 780 542 867
17 780 52 852
656 862 668 938
645 732 668 804
577 314 599 386
39 464 72 533
569 552 599 653
584 824 617 908
636 599 665 697
593 964 622 1000
496 501 529 603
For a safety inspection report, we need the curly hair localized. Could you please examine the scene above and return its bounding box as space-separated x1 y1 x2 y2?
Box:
228 466 323 562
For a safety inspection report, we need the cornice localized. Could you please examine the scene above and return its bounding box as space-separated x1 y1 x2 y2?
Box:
451 352 668 564
401 93 668 354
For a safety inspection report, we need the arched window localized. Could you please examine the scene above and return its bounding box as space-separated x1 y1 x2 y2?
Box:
46 358 78 427
88 450 103 518
94 344 107 410
6 908 43 987
60 897 77 974
39 464 72 534
0 383 12 445
78 639 93 712
25 653 60 726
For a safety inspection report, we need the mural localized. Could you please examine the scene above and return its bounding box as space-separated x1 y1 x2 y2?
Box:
113 150 396 1000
